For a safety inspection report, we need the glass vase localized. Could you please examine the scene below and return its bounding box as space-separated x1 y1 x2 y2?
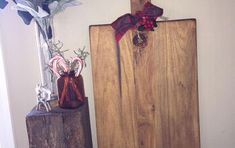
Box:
36 17 58 99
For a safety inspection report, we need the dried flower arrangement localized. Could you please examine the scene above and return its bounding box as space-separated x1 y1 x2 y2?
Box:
1 0 81 42
49 46 89 77
48 43 89 109
1 0 83 111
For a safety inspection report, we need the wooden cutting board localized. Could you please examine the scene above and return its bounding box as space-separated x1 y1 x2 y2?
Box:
90 19 200 148
90 0 200 146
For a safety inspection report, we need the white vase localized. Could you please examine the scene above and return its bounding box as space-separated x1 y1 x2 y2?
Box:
36 17 58 100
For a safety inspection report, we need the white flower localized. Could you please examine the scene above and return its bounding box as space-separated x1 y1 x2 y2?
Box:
13 0 49 18
49 0 82 16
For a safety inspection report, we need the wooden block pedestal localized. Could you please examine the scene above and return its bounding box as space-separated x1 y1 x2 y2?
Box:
26 99 92 148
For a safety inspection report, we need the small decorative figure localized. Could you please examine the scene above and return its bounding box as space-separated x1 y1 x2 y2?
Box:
35 84 52 112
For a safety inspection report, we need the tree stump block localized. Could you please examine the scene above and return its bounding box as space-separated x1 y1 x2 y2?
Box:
26 98 92 148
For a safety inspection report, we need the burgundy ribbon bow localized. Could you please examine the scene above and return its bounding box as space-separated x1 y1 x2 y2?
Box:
111 2 163 42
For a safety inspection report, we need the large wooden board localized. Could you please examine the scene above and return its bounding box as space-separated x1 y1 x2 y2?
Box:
90 19 200 148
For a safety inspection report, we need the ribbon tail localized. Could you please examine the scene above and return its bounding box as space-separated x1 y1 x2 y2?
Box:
60 77 69 105
111 13 137 42
71 80 84 102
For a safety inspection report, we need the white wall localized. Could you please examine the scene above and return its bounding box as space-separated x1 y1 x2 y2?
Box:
0 3 40 148
0 31 15 148
0 0 235 148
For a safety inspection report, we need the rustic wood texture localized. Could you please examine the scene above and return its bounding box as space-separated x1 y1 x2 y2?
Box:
130 0 150 13
90 19 199 148
26 99 92 148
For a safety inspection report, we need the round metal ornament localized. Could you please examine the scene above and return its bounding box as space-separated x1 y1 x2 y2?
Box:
132 31 147 48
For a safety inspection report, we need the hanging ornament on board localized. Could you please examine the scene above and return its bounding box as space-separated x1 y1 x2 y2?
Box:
111 2 163 48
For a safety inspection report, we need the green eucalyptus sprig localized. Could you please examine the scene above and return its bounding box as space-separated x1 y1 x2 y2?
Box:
49 42 89 77
73 46 89 67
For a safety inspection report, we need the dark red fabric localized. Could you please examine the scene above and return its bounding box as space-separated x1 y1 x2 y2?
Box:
57 73 85 109
111 14 137 41
111 2 163 42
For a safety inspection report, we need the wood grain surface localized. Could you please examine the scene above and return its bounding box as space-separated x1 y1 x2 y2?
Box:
130 0 150 13
90 19 200 148
26 99 93 148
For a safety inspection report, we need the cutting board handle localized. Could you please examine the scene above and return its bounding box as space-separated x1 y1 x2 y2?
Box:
130 0 151 14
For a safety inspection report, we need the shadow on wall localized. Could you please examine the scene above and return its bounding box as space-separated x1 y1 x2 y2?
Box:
0 34 15 148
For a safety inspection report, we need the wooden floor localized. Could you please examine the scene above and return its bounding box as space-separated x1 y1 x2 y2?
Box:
90 19 200 148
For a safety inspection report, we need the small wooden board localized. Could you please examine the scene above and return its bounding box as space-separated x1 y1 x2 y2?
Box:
90 19 200 148
26 99 93 148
